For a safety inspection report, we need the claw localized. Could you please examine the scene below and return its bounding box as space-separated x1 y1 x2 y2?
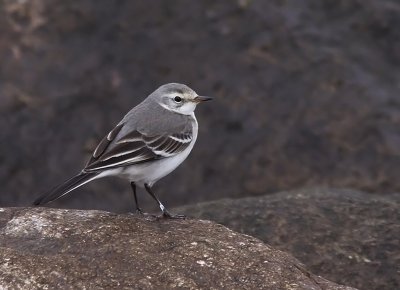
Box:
161 210 186 219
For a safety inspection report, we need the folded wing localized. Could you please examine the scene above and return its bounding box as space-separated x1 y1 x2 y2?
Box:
84 123 193 171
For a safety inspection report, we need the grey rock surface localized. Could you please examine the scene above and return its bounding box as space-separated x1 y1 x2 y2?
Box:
175 188 400 290
0 207 356 289
1 0 400 212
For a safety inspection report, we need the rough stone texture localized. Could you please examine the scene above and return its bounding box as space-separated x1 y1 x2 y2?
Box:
1 1 400 212
0 207 355 289
175 188 400 290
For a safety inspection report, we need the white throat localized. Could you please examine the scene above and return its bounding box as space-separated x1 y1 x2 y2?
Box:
158 101 197 115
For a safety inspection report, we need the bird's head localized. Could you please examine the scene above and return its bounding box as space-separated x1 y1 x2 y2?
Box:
151 83 212 115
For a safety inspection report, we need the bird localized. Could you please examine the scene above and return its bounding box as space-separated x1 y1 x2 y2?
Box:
33 83 212 218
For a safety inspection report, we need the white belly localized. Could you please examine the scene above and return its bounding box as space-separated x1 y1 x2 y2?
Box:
102 115 198 187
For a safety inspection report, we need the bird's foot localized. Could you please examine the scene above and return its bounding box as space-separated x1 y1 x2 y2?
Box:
161 210 186 219
128 209 158 219
128 209 186 220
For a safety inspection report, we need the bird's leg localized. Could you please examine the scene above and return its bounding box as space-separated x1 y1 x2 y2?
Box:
130 182 143 214
144 183 186 219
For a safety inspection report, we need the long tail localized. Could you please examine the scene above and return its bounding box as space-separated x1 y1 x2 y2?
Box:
33 171 100 206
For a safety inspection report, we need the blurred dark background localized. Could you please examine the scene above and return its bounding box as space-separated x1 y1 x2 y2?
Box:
1 0 400 212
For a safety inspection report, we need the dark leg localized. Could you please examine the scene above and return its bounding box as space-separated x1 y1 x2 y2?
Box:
144 183 185 219
130 182 143 214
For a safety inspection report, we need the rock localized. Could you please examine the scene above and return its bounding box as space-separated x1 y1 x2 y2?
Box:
1 1 400 211
0 207 355 289
175 188 400 290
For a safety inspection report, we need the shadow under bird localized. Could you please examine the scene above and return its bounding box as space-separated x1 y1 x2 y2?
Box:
33 83 212 218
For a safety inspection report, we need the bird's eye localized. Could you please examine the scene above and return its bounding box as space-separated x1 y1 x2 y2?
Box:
174 96 182 103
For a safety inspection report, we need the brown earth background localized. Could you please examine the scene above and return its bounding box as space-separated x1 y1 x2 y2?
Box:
1 0 400 212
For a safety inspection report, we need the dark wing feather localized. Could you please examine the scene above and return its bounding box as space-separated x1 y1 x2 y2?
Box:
100 141 144 160
84 124 193 172
91 123 124 159
86 147 158 170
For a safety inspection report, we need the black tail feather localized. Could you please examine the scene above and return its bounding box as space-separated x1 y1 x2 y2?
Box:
33 172 99 206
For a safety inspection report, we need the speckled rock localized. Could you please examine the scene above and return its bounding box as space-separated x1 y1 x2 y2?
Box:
175 188 400 290
0 207 355 289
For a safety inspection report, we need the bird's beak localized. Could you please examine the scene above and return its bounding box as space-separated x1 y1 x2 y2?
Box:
194 96 213 103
